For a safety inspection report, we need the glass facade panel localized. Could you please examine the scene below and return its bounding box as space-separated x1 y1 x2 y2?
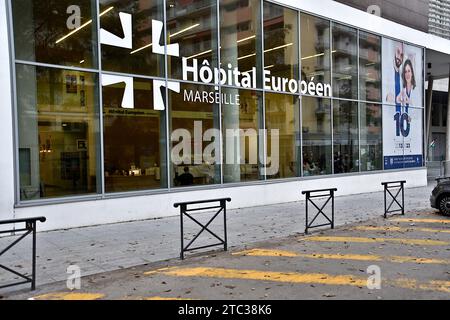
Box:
360 103 382 171
103 78 167 193
333 100 359 174
302 96 332 176
300 13 331 87
263 2 299 88
359 32 381 102
222 88 263 183
220 0 262 88
16 65 100 200
99 0 164 77
12 0 98 68
265 93 300 179
169 83 221 187
9 0 425 203
166 0 218 81
332 23 358 100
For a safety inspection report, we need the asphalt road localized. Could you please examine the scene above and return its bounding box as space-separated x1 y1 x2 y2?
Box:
3 210 450 300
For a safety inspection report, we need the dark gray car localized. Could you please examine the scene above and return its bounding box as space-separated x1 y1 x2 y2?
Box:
430 177 450 215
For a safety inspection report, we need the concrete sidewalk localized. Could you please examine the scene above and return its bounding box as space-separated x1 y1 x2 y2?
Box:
0 183 436 292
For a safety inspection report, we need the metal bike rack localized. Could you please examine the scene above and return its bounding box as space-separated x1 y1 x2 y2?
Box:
382 180 406 218
302 188 337 235
174 198 231 260
0 217 46 291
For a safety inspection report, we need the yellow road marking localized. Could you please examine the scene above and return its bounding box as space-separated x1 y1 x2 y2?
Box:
353 226 450 234
394 279 450 293
302 236 448 246
145 267 172 276
389 256 449 264
232 249 299 257
145 267 367 287
144 296 194 301
233 249 449 265
145 267 450 294
392 218 450 224
30 292 104 300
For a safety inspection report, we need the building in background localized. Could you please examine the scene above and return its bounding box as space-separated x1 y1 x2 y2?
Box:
334 0 450 40
429 0 450 40
333 0 430 32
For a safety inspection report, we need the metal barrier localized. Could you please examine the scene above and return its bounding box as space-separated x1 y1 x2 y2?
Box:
0 217 46 291
302 188 337 235
174 198 231 260
382 181 406 218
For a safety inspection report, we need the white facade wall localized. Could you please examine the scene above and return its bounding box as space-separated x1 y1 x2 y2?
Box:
14 169 427 232
0 0 16 223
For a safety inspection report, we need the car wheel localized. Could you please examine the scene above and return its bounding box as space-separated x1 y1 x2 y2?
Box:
438 195 450 216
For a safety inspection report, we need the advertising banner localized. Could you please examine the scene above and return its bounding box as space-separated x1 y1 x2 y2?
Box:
382 39 423 170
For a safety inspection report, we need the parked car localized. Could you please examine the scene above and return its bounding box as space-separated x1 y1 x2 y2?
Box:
430 177 450 215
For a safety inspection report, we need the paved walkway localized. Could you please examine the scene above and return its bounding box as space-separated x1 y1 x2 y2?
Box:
0 183 436 293
9 211 450 300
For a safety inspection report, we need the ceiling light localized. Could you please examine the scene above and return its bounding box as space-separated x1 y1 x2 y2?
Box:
55 6 114 44
131 23 200 55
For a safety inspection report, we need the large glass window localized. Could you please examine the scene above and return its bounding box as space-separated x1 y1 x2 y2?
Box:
301 13 331 87
103 78 167 193
166 0 218 81
360 103 382 171
10 0 426 203
359 32 381 102
222 88 263 183
383 104 405 170
302 96 332 176
332 23 358 100
99 0 164 77
333 100 359 174
265 93 300 179
220 0 262 88
12 0 98 68
16 65 100 200
169 83 221 187
263 2 299 88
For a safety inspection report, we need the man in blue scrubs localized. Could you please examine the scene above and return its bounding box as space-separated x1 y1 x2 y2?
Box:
394 44 404 114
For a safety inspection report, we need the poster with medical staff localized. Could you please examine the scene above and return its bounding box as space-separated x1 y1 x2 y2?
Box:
382 38 423 170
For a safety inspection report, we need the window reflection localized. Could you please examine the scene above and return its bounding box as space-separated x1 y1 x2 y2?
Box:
220 0 262 88
265 93 300 179
167 0 218 81
222 88 263 183
333 100 359 174
16 65 100 200
100 0 164 77
332 23 358 99
301 14 331 87
263 2 299 87
11 0 420 201
302 97 332 176
103 78 167 193
360 32 381 102
13 0 98 68
360 103 382 171
170 83 221 187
